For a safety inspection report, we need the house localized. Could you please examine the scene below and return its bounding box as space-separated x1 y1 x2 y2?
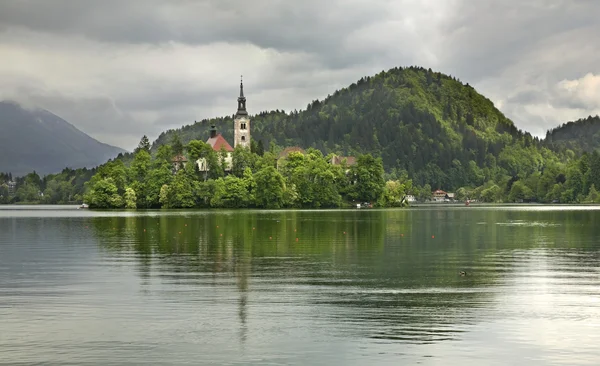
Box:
171 154 188 172
432 189 447 202
196 125 234 172
405 195 416 203
330 155 357 177
432 190 456 202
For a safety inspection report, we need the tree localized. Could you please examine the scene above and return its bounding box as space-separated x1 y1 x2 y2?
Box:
588 151 600 192
257 140 265 156
349 154 385 202
0 183 10 204
254 166 285 208
159 184 170 208
508 181 534 202
232 145 256 178
171 133 184 157
129 150 152 207
135 135 151 153
585 184 599 203
379 180 408 207
124 187 137 209
417 184 433 202
85 178 123 208
146 157 173 207
166 170 195 208
480 184 501 203
211 173 253 208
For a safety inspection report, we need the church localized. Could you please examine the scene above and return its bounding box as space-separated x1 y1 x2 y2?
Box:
197 78 251 172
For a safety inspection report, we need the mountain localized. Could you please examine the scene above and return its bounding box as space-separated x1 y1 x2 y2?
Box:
544 115 600 154
0 101 126 176
154 66 541 189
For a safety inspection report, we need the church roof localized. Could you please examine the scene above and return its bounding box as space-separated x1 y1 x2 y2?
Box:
206 134 234 152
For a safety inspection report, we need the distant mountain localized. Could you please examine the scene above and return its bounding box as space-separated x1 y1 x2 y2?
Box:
0 101 126 176
544 115 600 154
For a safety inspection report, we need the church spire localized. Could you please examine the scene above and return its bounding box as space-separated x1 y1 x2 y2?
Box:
239 75 244 98
236 75 247 116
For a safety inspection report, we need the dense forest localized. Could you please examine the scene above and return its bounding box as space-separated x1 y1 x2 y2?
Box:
2 66 600 207
78 136 402 209
545 115 600 155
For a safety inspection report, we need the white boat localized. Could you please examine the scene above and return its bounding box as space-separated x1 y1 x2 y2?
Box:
78 203 89 209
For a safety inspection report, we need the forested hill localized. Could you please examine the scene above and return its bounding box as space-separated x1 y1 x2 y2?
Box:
154 66 541 189
544 115 600 154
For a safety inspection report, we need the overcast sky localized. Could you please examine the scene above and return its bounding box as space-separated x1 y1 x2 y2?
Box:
1 0 599 150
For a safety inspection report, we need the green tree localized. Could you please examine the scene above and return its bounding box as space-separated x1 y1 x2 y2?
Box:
349 154 385 202
129 149 152 208
159 184 170 208
86 178 123 208
480 184 501 203
585 184 599 203
124 187 137 209
0 183 10 203
379 180 408 207
254 166 285 208
232 145 256 178
171 133 184 157
167 170 195 208
508 181 534 202
135 135 151 154
145 158 173 208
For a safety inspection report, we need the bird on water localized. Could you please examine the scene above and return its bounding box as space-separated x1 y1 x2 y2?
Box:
459 271 467 276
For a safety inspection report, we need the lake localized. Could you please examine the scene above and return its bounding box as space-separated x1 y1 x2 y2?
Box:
1 205 600 365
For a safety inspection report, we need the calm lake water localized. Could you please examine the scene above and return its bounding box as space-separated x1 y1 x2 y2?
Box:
1 205 600 365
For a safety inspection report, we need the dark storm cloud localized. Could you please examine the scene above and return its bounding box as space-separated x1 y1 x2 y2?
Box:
1 0 599 149
0 0 388 68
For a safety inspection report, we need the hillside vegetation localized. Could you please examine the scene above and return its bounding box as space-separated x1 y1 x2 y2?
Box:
4 66 600 206
545 115 600 154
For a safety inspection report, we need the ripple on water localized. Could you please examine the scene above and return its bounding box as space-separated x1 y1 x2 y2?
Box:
1 208 600 365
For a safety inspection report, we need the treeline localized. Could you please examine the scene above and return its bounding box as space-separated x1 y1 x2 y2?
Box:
446 148 600 204
0 168 95 204
83 136 413 209
545 115 600 155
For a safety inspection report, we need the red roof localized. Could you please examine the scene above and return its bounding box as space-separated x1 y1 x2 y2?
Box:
433 190 447 195
206 134 233 152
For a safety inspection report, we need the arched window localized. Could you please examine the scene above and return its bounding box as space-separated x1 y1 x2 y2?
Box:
241 136 246 141
241 123 247 130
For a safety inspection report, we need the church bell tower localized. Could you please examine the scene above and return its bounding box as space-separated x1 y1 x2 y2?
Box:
234 76 250 148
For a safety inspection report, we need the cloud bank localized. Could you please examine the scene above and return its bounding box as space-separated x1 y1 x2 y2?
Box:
1 0 598 149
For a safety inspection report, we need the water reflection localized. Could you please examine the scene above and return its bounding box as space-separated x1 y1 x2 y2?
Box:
89 209 511 344
3 207 600 365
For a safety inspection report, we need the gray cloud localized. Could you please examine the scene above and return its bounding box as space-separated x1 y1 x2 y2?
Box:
0 0 599 150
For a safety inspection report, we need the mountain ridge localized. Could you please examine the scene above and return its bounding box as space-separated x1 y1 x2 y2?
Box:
544 115 600 154
0 101 126 176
